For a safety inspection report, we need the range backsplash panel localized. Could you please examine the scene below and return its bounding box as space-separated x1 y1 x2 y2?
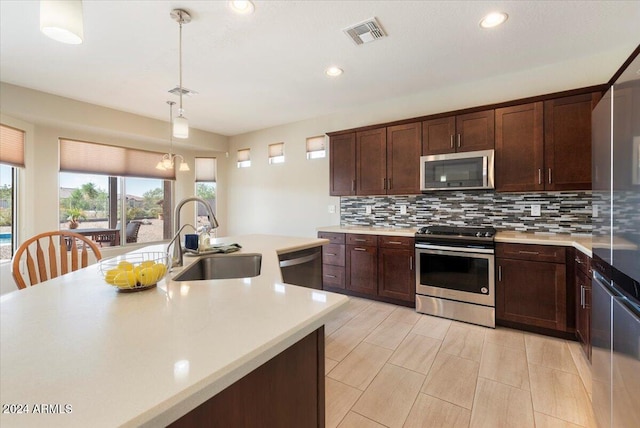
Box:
340 191 592 235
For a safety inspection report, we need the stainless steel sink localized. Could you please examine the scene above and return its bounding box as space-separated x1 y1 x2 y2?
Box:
173 253 262 281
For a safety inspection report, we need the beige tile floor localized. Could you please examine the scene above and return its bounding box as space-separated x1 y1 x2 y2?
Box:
325 297 595 428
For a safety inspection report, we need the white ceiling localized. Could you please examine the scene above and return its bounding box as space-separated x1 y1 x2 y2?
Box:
1 1 639 137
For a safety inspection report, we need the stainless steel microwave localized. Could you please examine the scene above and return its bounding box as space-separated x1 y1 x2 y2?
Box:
420 149 494 191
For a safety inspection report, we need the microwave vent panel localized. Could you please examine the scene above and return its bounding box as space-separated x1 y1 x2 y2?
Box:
343 17 387 45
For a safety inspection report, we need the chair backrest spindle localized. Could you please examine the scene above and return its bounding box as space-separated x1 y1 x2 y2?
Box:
11 231 102 290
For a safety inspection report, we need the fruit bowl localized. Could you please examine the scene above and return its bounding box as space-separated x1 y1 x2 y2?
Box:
99 252 170 292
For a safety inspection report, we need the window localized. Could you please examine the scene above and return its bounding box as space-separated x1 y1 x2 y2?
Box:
237 148 251 168
268 142 285 164
59 139 174 246
0 165 15 261
0 124 25 261
306 135 326 159
195 158 216 234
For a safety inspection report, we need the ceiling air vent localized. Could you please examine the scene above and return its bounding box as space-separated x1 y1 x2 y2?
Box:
343 17 387 45
168 86 198 97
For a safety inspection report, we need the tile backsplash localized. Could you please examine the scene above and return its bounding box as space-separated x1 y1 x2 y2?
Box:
340 191 592 235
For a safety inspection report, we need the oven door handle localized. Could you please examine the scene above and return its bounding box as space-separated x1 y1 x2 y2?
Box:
415 243 495 255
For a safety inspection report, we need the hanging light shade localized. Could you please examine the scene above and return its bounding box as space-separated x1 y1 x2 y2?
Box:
173 113 189 139
40 0 84 44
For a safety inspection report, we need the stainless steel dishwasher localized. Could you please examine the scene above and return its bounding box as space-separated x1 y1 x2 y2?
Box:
278 246 322 289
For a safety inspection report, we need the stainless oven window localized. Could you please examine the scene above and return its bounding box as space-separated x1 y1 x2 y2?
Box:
418 250 489 294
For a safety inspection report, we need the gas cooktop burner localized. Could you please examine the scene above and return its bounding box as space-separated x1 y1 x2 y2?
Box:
416 225 496 239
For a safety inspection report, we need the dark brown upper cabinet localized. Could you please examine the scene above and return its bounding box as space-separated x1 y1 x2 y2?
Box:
495 102 544 192
496 93 599 192
544 93 600 191
386 122 421 194
329 133 356 196
330 123 421 196
356 128 387 195
422 109 495 155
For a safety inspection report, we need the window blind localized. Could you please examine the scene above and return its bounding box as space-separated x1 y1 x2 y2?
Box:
0 124 26 168
195 157 216 182
59 139 176 180
237 148 251 168
268 142 285 164
306 135 326 159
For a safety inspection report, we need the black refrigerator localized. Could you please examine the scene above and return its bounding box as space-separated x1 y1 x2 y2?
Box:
591 48 640 428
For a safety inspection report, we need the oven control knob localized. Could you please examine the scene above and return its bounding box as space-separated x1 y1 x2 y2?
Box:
476 232 482 237
484 232 492 237
481 287 488 294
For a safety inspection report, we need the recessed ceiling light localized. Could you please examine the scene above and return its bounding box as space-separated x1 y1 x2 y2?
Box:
229 1 255 15
479 12 508 29
326 66 343 77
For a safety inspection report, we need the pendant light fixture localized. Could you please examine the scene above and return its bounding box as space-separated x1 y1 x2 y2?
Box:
171 9 191 139
157 101 190 172
40 0 84 44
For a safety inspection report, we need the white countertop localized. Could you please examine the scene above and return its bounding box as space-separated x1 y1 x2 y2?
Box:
0 234 347 427
318 225 417 237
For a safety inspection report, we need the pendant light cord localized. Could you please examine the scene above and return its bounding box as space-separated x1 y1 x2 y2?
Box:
178 16 183 114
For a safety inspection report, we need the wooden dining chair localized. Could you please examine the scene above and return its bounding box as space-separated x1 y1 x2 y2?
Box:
11 231 103 290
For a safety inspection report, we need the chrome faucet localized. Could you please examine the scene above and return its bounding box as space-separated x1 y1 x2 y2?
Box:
170 196 219 267
167 223 196 268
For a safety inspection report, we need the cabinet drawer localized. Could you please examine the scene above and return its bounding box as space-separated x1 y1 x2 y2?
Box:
574 250 591 275
322 265 345 289
318 232 345 244
379 236 415 249
322 244 345 266
496 243 565 263
346 234 378 246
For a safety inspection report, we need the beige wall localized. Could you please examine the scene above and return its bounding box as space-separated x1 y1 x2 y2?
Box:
0 84 228 294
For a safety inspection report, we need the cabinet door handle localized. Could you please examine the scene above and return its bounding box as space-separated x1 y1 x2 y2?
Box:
518 250 540 255
538 168 542 185
388 241 403 245
351 179 356 191
580 285 585 308
325 253 336 256
548 168 552 184
354 247 366 251
498 265 502 281
575 257 582 264
450 135 454 149
409 256 413 270
325 274 337 278
457 134 461 148
354 238 367 242
388 178 392 189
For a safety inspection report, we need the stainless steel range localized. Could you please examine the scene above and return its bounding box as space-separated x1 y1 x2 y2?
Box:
415 225 496 328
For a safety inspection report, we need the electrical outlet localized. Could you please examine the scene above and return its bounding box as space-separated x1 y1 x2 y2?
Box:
531 204 541 217
328 205 335 214
400 205 407 215
593 204 599 218
365 205 372 215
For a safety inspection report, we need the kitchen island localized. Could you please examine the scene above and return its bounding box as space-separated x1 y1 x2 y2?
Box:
0 234 347 427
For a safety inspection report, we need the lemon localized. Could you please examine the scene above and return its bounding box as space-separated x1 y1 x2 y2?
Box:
140 260 155 268
114 271 137 288
153 263 167 279
105 268 124 285
117 260 134 271
138 267 158 286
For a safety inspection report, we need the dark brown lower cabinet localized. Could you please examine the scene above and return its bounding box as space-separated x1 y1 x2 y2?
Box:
574 249 592 361
346 243 378 297
320 233 415 306
169 327 325 428
378 246 415 303
496 243 568 333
